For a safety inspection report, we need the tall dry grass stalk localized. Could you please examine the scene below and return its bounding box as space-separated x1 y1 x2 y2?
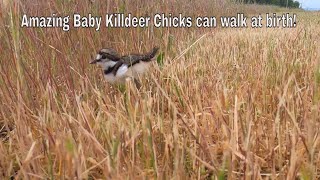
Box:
0 0 319 179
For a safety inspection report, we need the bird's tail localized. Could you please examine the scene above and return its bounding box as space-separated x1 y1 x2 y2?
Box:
141 47 159 61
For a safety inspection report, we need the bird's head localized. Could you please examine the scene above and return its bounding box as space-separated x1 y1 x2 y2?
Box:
90 48 120 67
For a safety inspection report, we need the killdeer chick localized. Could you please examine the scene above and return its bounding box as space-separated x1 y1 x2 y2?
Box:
90 47 159 85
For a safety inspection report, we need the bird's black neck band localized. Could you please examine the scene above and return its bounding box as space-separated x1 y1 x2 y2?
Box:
104 66 114 75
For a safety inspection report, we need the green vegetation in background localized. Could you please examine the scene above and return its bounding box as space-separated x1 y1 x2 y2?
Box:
236 0 300 8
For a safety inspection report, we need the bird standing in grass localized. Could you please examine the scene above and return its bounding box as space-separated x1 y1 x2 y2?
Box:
90 47 159 86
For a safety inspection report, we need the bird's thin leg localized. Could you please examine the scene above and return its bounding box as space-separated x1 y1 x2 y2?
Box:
133 78 142 90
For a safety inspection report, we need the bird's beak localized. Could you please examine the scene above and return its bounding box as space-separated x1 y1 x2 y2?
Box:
89 59 98 64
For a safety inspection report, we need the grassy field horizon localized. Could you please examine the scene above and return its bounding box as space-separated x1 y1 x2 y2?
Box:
0 1 319 179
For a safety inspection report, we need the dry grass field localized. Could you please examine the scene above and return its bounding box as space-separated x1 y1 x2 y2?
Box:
0 0 319 179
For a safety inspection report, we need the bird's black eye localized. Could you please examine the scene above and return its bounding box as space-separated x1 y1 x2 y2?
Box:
101 54 107 59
